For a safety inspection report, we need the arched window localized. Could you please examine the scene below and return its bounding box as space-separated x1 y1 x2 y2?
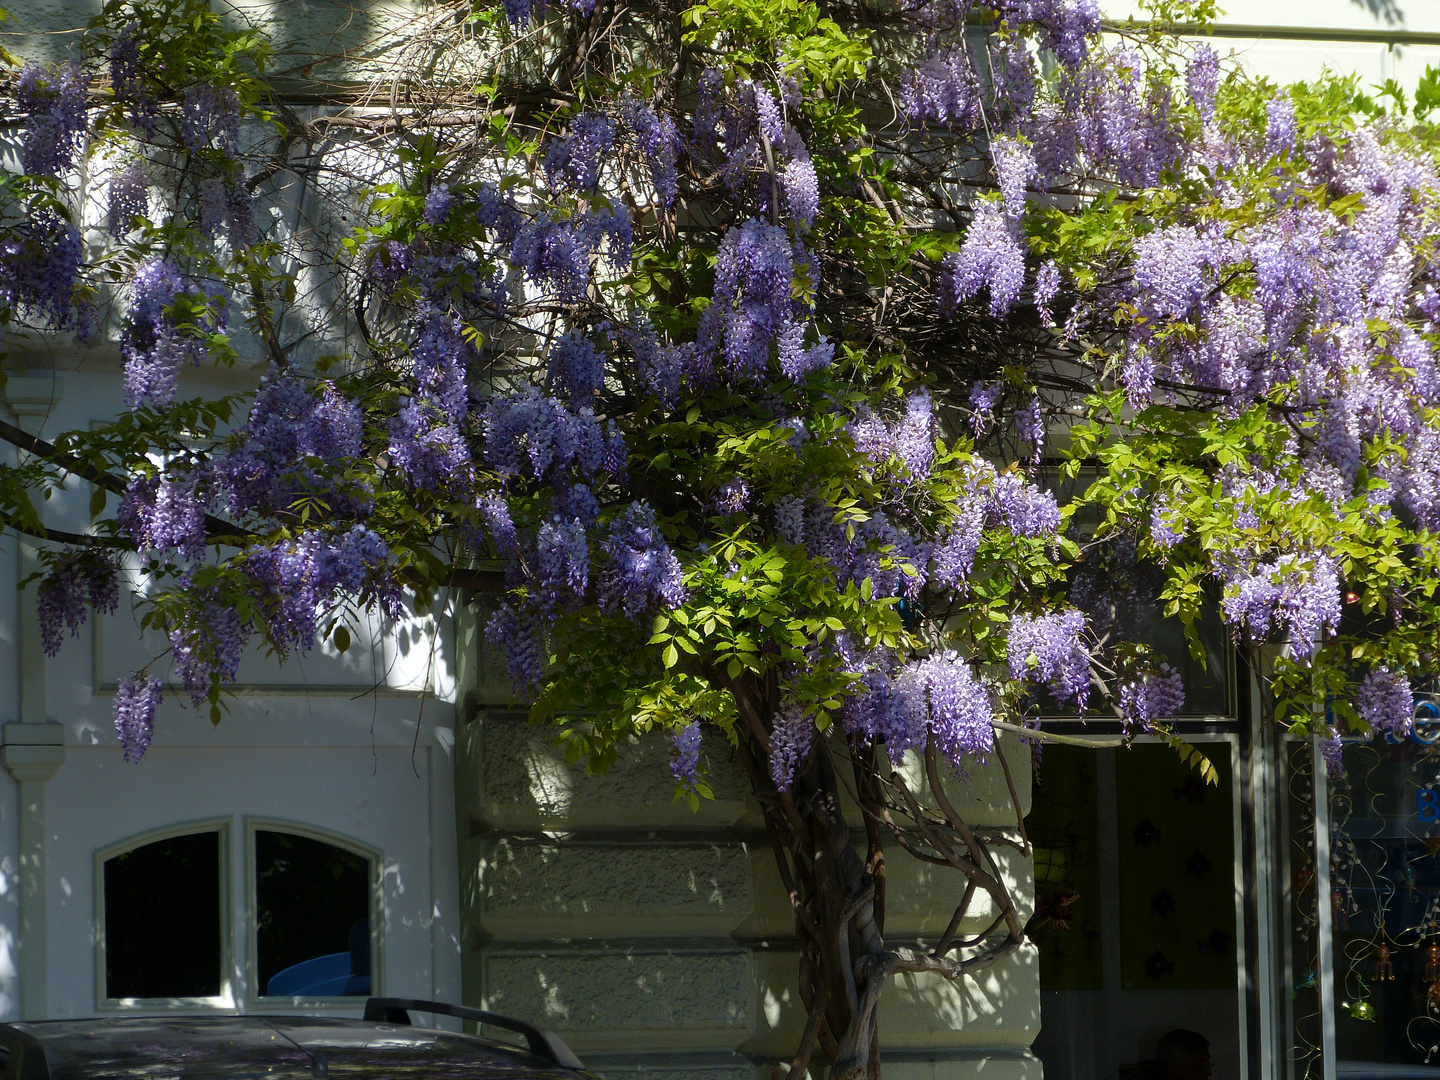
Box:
246 821 381 1001
97 822 230 1005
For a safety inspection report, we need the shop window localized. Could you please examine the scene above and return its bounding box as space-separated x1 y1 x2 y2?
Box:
100 825 226 1002
1027 738 1244 1080
251 826 377 999
1285 709 1440 1077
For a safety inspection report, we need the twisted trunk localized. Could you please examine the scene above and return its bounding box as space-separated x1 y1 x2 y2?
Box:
725 674 1028 1080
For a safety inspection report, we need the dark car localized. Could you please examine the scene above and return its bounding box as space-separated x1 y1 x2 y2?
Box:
0 999 591 1080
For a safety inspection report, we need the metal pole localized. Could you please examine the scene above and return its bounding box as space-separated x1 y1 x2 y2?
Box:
1313 737 1337 1080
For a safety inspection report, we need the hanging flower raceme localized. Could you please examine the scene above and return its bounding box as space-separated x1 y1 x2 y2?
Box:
114 674 162 763
704 219 831 381
241 526 401 658
0 213 85 330
597 502 686 619
545 113 616 193
839 650 993 771
1355 668 1414 738
121 258 229 411
17 61 89 177
117 468 209 562
770 707 816 792
940 202 1025 317
510 208 631 303
1219 554 1341 663
1117 665 1186 732
619 97 680 209
36 549 120 656
221 376 369 520
482 386 625 486
1007 609 1092 711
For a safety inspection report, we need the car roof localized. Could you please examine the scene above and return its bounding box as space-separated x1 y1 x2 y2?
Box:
1 1015 586 1080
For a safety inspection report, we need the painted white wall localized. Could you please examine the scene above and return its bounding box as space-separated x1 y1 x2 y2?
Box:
1 365 461 1021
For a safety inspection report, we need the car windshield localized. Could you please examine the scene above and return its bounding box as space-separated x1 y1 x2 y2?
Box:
13 1017 576 1080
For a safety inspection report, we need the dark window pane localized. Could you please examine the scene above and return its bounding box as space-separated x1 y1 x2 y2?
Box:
255 831 372 997
104 831 221 999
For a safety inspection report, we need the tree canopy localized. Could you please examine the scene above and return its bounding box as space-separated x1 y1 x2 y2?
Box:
2 0 1439 1069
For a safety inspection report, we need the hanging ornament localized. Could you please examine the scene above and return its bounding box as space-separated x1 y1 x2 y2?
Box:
1333 889 1349 931
1376 941 1396 982
1425 940 1440 984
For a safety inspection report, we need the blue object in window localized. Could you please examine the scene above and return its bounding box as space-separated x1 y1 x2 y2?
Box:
266 952 350 997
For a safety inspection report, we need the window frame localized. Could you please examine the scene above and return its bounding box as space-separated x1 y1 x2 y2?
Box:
242 817 385 1009
93 818 235 1012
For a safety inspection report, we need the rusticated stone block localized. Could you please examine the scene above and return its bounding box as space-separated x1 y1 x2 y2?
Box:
480 946 755 1053
475 836 755 938
738 833 1034 940
874 1049 1043 1080
740 942 1039 1057
581 1051 758 1080
467 710 750 830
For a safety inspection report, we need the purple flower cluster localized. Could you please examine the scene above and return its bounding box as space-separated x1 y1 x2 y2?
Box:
549 330 606 405
117 471 208 561
108 163 149 235
388 399 472 493
903 47 982 129
121 258 229 411
992 136 1035 218
242 526 400 656
110 23 156 133
36 549 120 656
198 177 257 246
1265 95 1296 157
671 722 702 792
598 502 686 619
621 97 680 209
841 651 992 771
620 320 706 404
1016 395 1045 463
1004 0 1100 69
222 377 367 519
170 601 244 705
1319 733 1344 777
180 84 241 155
545 113 615 192
410 304 473 420
987 469 1062 536
424 184 453 225
941 203 1025 317
1035 260 1061 324
1117 665 1185 731
18 61 88 177
712 478 749 515
115 674 162 762
969 380 1002 433
534 516 590 613
511 208 631 302
367 241 414 293
0 214 84 329
1150 495 1185 550
1007 610 1091 710
1219 555 1341 662
769 708 815 791
483 386 625 484
1356 667 1414 738
706 219 827 381
1187 45 1220 121
485 602 548 696
850 390 936 481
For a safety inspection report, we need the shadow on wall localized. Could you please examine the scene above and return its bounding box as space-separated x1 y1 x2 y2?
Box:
1352 0 1405 27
